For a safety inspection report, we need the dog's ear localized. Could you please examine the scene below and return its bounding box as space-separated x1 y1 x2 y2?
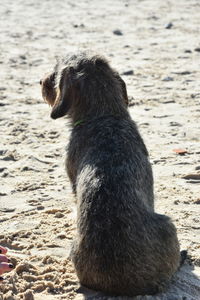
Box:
51 67 75 119
115 74 129 106
41 73 57 106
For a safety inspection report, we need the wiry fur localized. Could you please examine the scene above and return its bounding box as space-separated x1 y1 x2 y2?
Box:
41 52 180 297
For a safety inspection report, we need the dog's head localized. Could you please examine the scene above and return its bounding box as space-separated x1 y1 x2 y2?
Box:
40 53 129 119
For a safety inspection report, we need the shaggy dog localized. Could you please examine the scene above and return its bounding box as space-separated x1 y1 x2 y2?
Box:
41 52 180 296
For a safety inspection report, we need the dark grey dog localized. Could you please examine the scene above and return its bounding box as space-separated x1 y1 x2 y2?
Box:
41 52 180 296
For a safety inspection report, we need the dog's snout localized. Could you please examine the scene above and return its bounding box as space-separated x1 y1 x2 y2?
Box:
39 79 42 85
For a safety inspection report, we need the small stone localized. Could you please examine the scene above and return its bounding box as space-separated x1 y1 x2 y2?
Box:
191 93 200 99
19 55 26 60
37 205 45 210
2 153 17 161
121 70 134 76
162 76 174 81
163 100 175 104
184 49 192 53
55 212 64 218
0 87 6 91
194 47 200 52
113 29 123 36
0 207 15 212
21 166 39 172
170 121 182 127
57 232 66 239
177 71 191 75
2 171 11 178
0 192 7 196
165 22 173 29
194 199 200 204
182 173 200 180
73 23 85 28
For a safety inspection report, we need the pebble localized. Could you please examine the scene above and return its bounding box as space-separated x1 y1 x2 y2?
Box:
165 22 173 29
57 232 66 239
153 114 171 118
113 29 123 36
182 173 200 180
2 153 17 161
162 76 174 81
37 205 45 210
19 55 26 60
0 207 15 212
194 199 200 204
163 100 175 104
191 93 200 98
2 171 12 178
0 192 7 196
174 200 180 205
0 87 6 91
121 70 134 75
169 121 182 126
55 212 64 218
21 166 39 172
73 23 85 28
174 71 191 75
194 47 200 52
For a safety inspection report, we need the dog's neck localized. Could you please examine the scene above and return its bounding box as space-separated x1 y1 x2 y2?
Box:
71 100 130 126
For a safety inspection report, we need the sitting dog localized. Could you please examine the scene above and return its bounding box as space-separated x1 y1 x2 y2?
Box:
41 52 180 296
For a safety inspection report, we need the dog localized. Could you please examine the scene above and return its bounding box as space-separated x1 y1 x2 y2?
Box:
41 52 180 296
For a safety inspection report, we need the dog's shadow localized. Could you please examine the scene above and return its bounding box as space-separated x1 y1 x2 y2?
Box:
75 262 200 300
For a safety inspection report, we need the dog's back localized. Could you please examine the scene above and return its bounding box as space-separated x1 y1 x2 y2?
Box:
68 116 180 296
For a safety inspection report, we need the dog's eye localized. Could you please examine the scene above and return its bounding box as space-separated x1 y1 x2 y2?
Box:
39 79 42 85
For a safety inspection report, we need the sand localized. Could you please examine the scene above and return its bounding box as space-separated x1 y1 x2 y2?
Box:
0 0 200 299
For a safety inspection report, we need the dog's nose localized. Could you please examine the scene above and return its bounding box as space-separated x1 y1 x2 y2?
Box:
39 79 42 85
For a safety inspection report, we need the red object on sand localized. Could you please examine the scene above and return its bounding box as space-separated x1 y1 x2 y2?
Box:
173 149 188 155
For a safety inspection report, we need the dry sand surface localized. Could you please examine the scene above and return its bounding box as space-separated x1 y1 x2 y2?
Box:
0 0 200 299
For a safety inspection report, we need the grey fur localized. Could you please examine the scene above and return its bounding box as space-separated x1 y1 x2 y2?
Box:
41 52 180 297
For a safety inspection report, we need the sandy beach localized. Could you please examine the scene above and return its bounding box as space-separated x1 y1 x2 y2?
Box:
0 0 200 299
